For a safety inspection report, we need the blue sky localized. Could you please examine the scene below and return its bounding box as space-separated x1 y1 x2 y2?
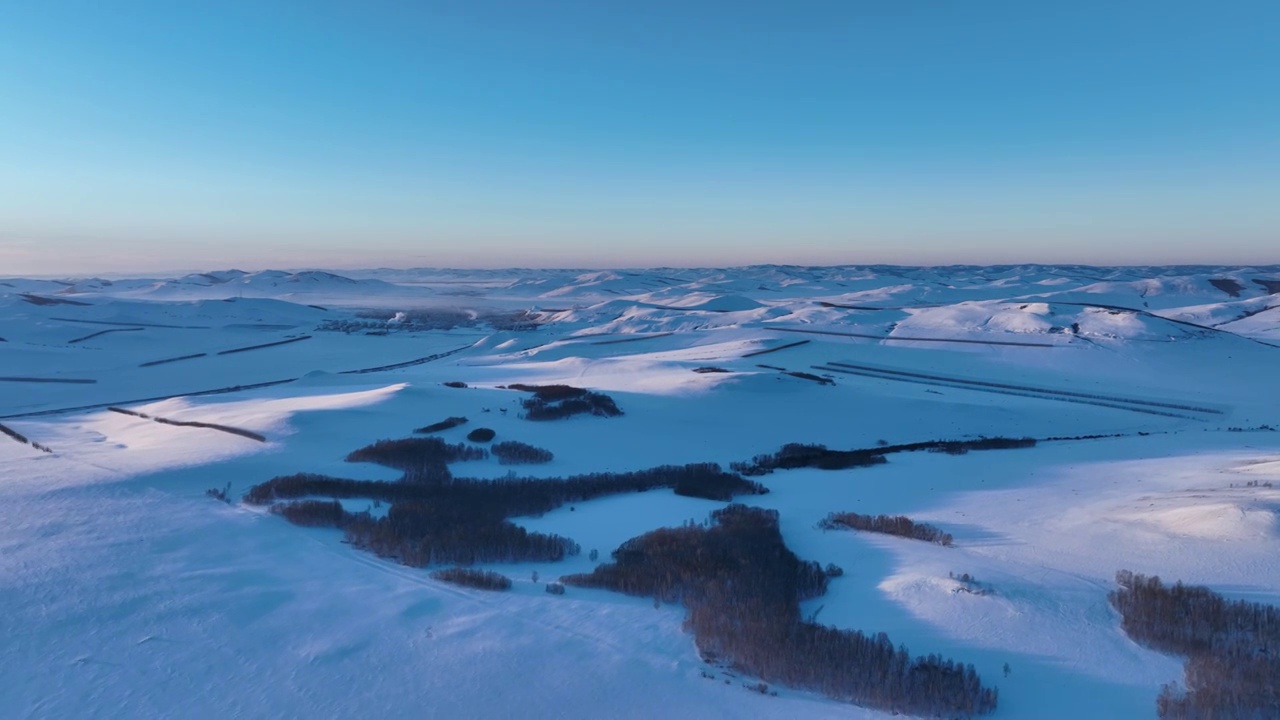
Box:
1 1 1277 273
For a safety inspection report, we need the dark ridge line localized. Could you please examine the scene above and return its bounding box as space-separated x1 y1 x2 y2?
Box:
590 332 676 345
824 361 1223 415
0 376 97 384
68 327 145 344
139 353 208 367
741 339 811 358
767 326 1059 348
107 407 266 442
216 335 312 355
50 317 211 329
813 365 1202 420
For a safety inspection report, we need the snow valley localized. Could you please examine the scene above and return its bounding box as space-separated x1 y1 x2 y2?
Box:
3 265 1279 719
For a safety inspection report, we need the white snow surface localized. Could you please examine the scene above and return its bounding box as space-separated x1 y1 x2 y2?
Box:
3 264 1280 719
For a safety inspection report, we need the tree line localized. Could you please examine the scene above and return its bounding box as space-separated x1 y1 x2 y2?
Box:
731 437 1036 476
563 504 997 717
820 512 954 546
1110 571 1280 718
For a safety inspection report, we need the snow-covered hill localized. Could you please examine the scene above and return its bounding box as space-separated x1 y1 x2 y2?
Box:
2 265 1278 719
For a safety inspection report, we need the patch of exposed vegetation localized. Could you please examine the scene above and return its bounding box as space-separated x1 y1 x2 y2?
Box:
820 512 954 546
563 505 997 717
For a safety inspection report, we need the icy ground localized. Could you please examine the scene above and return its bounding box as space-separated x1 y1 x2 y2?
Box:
3 265 1279 718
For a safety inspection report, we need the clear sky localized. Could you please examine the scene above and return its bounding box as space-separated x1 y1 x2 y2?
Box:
2 1 1277 274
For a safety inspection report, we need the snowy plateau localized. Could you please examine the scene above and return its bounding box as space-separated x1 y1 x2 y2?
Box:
3 265 1279 719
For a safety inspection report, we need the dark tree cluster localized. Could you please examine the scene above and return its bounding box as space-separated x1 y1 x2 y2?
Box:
415 416 468 433
732 443 887 476
345 436 488 478
467 427 497 442
1110 571 1280 719
921 437 1036 456
442 381 468 389
244 463 765 567
731 437 1037 476
820 512 954 546
491 441 554 465
784 370 834 385
563 505 997 717
429 567 513 591
506 384 624 421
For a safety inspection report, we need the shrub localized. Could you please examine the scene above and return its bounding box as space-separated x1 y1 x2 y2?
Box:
467 427 496 442
206 482 231 503
430 567 512 591
491 441 554 464
545 582 566 595
415 416 468 434
443 381 468 388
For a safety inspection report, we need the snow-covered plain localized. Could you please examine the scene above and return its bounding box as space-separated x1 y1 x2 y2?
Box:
3 265 1279 719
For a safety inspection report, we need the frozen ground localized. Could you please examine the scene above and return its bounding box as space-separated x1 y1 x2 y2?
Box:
3 265 1279 719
